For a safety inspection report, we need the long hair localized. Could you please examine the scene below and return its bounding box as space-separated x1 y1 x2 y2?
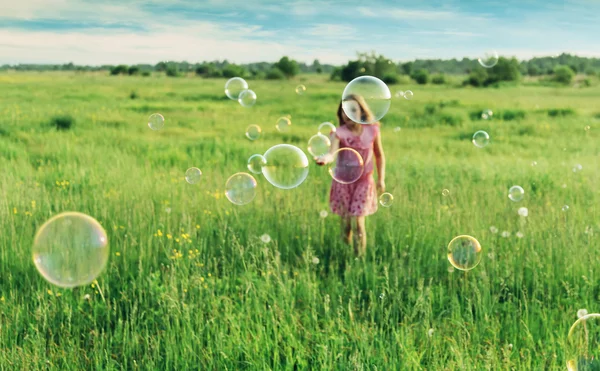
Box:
337 94 375 126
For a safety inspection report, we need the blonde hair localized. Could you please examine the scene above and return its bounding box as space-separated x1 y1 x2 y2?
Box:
337 94 375 126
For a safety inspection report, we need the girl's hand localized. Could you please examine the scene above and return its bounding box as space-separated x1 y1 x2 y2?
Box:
315 154 333 166
377 179 385 194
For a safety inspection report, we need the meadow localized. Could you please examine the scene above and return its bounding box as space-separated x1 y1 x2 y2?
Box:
0 71 599 370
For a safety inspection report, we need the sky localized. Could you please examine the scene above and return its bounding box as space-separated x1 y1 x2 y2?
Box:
1 0 599 65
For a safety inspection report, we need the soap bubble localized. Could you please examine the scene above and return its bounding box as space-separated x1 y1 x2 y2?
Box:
566 313 600 371
32 212 109 288
247 154 267 175
342 76 391 125
562 205 570 212
447 235 482 271
482 109 493 119
148 113 165 131
585 125 591 131
442 189 450 196
262 144 309 190
393 126 401 133
225 77 248 100
318 122 336 136
238 89 257 107
508 185 525 202
328 148 364 184
573 164 583 173
379 193 394 207
245 125 261 141
472 130 490 148
276 117 291 133
225 172 257 205
531 161 537 166
395 91 405 98
403 90 414 100
295 85 306 95
185 167 202 184
307 134 331 158
478 51 499 68
260 234 271 243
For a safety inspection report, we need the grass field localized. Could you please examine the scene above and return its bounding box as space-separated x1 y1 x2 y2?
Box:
0 71 599 370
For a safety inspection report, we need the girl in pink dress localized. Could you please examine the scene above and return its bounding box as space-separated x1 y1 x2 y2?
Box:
316 94 386 256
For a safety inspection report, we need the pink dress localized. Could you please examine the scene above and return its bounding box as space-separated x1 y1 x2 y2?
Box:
329 124 379 217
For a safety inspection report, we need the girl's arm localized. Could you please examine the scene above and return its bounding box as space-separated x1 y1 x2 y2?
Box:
315 134 339 165
373 131 386 193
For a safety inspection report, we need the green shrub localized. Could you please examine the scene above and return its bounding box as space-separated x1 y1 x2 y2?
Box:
127 66 140 75
464 69 488 87
165 66 180 77
266 67 286 80
431 74 446 84
382 73 400 84
552 65 575 85
585 68 597 76
582 79 592 87
547 108 575 117
273 56 300 78
501 109 526 121
424 104 438 114
411 69 429 84
110 65 128 75
51 115 75 131
130 91 139 100
439 113 462 126
141 71 151 77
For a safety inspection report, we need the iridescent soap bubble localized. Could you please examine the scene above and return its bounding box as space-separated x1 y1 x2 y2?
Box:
508 185 525 202
247 154 267 175
185 167 202 184
442 189 450 196
562 205 570 212
584 125 591 132
318 122 336 136
379 192 394 207
148 113 165 131
32 212 109 288
262 144 309 190
478 51 499 68
329 148 364 184
482 109 493 120
342 76 391 125
276 117 292 133
566 313 600 371
403 90 414 100
245 124 261 141
225 172 257 205
225 77 248 100
238 89 257 107
447 235 482 271
295 85 306 95
472 130 490 148
307 134 331 158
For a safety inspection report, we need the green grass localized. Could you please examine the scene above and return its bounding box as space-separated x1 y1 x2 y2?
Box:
0 72 599 370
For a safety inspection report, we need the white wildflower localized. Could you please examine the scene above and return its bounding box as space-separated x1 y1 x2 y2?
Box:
578 309 588 318
490 226 498 234
319 210 328 218
260 234 271 243
516 231 524 239
518 207 528 217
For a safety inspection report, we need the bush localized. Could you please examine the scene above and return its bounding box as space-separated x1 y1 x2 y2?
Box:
130 91 139 100
424 104 438 115
141 71 151 77
501 109 526 121
485 57 521 86
165 66 180 77
464 69 488 87
110 65 128 75
222 64 248 78
431 74 446 84
127 66 140 75
439 114 462 126
547 108 575 117
51 115 75 131
273 56 299 78
552 65 575 84
382 73 400 84
266 67 286 80
411 69 429 84
330 67 342 81
585 68 597 76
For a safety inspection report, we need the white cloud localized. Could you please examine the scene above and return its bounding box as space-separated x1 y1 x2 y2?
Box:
357 6 456 20
414 30 482 37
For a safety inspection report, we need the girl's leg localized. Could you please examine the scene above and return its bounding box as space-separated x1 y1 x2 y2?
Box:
341 216 352 245
355 216 367 256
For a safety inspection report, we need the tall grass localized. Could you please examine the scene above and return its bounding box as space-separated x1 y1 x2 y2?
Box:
0 72 598 369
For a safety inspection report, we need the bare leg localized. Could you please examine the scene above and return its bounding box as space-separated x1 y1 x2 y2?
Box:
355 216 367 256
341 216 352 245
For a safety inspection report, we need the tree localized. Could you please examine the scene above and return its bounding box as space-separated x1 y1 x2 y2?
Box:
411 69 429 84
127 66 140 75
485 57 521 85
401 62 413 75
431 74 446 84
274 56 299 78
110 65 129 75
266 67 286 80
552 65 575 84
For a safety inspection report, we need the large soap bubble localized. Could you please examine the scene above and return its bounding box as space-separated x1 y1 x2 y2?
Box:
32 212 109 288
328 148 364 184
262 144 309 190
341 76 391 125
447 235 482 271
567 313 600 370
225 172 257 205
225 77 248 100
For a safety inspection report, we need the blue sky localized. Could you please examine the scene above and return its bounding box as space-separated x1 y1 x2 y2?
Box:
1 0 599 65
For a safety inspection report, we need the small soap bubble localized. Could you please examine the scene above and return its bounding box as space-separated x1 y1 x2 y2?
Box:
442 189 450 196
225 172 257 205
508 185 525 202
148 113 165 131
238 89 257 107
185 167 202 184
531 161 537 167
472 130 490 148
245 125 261 141
562 205 570 212
307 134 331 158
403 90 414 100
318 122 336 136
276 117 292 133
585 125 591 131
379 193 394 207
262 144 309 190
247 154 267 175
393 126 401 132
295 85 306 95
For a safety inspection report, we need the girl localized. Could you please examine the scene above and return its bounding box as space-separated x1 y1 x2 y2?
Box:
316 94 386 256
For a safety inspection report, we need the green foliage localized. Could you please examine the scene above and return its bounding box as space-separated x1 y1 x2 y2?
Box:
222 64 248 79
411 69 429 85
464 69 488 87
501 109 526 121
547 108 575 117
110 65 129 75
337 52 395 82
165 65 180 77
585 68 597 76
273 56 300 78
130 91 139 100
127 66 140 76
552 65 575 84
141 71 151 77
266 67 286 80
50 114 75 130
431 74 446 84
485 57 521 85
382 73 400 84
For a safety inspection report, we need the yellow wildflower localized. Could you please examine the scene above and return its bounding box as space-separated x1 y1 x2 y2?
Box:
31 200 36 209
56 292 62 297
115 252 121 256
1 296 5 302
195 225 200 229
13 207 17 214
166 234 172 239
47 289 53 295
